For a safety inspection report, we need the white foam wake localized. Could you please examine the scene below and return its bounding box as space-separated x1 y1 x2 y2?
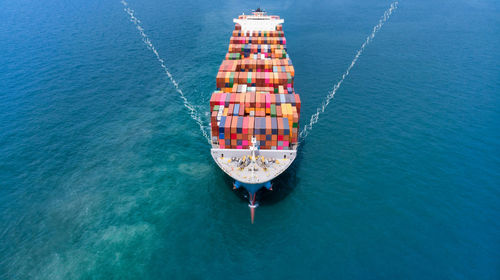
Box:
299 1 399 140
121 0 211 143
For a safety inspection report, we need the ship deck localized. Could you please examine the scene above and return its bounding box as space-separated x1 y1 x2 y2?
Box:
211 148 296 184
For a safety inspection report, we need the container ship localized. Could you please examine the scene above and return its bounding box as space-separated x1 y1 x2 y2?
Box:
209 9 300 222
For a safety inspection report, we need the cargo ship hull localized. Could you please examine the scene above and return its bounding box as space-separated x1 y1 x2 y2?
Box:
209 9 301 206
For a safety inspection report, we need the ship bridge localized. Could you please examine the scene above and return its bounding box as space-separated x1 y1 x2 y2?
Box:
233 9 284 32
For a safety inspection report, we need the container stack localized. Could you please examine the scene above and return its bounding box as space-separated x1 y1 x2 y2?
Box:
210 21 300 150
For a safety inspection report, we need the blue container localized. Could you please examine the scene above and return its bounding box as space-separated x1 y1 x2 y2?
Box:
234 104 240 116
219 117 226 134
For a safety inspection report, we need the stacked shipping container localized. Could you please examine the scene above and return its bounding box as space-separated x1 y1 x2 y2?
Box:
210 22 300 150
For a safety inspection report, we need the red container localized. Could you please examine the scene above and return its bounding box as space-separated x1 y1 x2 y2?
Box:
293 93 301 113
265 116 271 135
231 116 238 134
239 101 245 116
210 92 219 107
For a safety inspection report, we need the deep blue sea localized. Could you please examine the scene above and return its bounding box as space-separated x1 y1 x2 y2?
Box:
1 0 499 278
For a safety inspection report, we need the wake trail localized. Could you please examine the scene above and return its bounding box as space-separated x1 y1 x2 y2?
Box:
121 0 211 143
299 1 399 141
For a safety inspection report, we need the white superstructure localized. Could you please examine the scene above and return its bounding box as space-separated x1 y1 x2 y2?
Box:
233 10 284 32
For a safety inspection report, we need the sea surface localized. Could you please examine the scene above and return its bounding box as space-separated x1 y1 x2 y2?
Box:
1 0 499 279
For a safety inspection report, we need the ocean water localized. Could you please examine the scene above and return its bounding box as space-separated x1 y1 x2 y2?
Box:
1 0 499 278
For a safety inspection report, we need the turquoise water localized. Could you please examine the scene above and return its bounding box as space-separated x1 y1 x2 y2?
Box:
1 0 499 278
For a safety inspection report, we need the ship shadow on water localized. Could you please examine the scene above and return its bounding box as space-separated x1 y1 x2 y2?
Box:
259 144 305 205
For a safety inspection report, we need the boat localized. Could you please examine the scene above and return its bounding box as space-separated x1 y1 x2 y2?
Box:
209 9 301 222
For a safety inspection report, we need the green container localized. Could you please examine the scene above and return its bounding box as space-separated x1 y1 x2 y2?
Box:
213 105 219 111
271 104 276 117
